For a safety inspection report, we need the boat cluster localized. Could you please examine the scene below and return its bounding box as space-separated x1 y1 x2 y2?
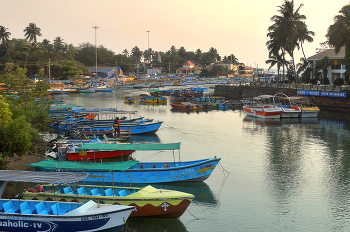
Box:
242 94 320 119
0 101 222 232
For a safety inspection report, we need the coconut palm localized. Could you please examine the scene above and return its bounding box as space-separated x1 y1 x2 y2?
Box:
0 26 12 61
267 0 314 84
23 23 42 43
296 57 309 83
23 23 42 68
326 4 350 83
0 26 11 45
265 53 285 82
53 36 66 53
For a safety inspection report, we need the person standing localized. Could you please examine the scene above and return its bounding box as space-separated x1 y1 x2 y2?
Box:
113 117 121 137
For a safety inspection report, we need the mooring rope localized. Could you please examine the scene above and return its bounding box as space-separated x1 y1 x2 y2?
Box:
122 217 131 232
218 161 230 175
186 209 199 220
161 122 193 134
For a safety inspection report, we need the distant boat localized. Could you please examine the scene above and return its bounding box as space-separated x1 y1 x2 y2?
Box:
95 86 113 92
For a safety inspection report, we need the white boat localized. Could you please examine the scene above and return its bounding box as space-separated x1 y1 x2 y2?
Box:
289 96 320 118
242 95 283 119
0 170 134 232
274 93 301 118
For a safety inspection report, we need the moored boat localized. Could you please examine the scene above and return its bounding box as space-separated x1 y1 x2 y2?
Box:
23 184 194 218
28 157 221 184
242 95 283 119
0 170 134 232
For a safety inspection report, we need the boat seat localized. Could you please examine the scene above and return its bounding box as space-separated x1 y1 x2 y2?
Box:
63 187 74 194
77 187 85 195
91 188 101 196
20 201 34 214
3 200 20 213
118 189 127 197
51 203 68 215
35 202 51 215
105 188 115 197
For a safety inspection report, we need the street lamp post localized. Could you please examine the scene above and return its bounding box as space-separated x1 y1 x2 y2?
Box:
93 26 100 79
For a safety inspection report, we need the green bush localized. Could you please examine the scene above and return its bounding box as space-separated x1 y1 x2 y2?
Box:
333 78 344 86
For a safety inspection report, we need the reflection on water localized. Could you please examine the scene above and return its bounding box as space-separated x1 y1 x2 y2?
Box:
151 182 218 206
128 134 161 144
120 218 187 232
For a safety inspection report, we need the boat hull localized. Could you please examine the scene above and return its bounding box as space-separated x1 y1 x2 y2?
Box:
67 150 135 161
0 200 133 232
120 122 163 135
243 106 282 119
23 185 194 218
33 158 221 184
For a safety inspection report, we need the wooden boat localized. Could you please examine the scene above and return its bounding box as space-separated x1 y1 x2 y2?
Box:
95 86 113 92
23 185 194 218
0 170 134 232
119 121 163 135
124 96 135 103
28 157 221 184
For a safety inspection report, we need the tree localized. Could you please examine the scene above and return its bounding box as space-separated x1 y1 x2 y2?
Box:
122 49 129 57
326 4 350 83
0 26 12 61
23 23 42 44
131 46 143 66
296 57 309 83
53 36 66 53
194 49 202 65
23 23 42 68
265 53 284 82
207 47 219 64
115 54 135 73
267 0 314 84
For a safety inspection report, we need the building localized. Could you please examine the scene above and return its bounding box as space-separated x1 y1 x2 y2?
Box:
175 61 201 75
307 47 346 85
90 66 121 78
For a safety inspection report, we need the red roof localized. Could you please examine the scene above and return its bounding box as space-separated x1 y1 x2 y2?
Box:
183 61 194 68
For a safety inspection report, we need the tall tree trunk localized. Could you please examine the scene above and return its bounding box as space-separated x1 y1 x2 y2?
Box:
291 51 297 84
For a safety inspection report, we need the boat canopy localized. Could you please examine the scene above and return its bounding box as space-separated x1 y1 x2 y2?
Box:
76 142 181 151
0 170 88 184
27 159 139 171
50 105 81 109
72 108 137 114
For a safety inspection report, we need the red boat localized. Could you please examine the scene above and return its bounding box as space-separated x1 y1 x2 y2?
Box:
67 149 135 161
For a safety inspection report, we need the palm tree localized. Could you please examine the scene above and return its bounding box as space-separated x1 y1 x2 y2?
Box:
23 23 42 43
326 4 350 83
0 26 11 44
0 26 12 61
23 23 42 68
265 53 284 82
122 49 129 57
267 0 314 84
296 57 309 83
53 36 66 53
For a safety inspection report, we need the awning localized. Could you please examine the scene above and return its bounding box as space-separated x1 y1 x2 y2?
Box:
27 159 139 171
0 170 88 184
76 143 181 151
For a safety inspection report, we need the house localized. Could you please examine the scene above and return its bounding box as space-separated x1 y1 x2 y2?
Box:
90 66 122 79
307 47 346 85
175 61 201 75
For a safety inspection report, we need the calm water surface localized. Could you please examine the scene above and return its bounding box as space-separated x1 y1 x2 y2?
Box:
20 87 350 231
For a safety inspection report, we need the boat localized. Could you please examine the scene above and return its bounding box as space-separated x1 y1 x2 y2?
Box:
242 95 283 119
289 96 320 118
95 86 114 92
273 93 302 118
119 121 163 135
78 87 95 93
124 96 135 103
0 170 134 232
27 143 221 184
23 184 194 218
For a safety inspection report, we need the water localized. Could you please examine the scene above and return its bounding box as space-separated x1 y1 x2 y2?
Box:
20 88 350 231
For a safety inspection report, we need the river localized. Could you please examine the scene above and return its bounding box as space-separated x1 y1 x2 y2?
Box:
12 86 350 231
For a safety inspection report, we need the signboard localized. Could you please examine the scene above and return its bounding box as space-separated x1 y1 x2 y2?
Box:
297 90 347 98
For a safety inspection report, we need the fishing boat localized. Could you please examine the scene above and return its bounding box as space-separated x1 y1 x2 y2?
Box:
242 95 283 119
0 170 134 232
95 86 114 92
27 142 221 184
23 184 194 218
119 121 163 135
124 96 135 103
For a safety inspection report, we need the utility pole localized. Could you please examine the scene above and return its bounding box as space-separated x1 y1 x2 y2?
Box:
48 59 51 82
93 26 100 79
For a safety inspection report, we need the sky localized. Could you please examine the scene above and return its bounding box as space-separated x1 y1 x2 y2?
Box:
2 0 350 71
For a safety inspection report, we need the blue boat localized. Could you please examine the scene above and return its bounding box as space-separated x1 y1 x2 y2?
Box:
120 121 163 134
0 170 134 232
